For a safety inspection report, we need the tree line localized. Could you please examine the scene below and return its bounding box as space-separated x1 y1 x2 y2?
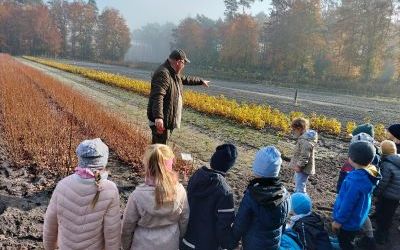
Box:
165 0 399 90
2 0 399 91
0 0 131 61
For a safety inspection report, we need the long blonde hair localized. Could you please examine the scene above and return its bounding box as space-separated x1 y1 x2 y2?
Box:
143 144 178 208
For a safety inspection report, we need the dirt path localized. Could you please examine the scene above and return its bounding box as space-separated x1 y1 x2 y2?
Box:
2 58 398 249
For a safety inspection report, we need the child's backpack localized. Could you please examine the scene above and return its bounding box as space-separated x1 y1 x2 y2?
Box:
292 213 333 250
280 229 302 250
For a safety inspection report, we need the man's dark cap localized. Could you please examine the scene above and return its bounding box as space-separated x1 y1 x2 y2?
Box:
169 49 190 63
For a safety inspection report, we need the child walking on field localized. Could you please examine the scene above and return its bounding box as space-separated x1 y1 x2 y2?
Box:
121 144 189 250
289 118 318 193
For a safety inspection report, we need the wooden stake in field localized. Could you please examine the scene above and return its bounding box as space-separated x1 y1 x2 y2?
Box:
294 89 299 106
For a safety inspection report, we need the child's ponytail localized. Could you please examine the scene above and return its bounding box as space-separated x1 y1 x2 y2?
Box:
143 144 178 208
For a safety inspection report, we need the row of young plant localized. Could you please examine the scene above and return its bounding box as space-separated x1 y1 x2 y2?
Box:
24 56 386 141
1 54 192 175
1 54 80 172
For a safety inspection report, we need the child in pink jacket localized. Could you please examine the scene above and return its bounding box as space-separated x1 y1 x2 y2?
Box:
43 138 121 250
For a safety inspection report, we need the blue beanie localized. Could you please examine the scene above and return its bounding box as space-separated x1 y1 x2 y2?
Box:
210 144 238 173
252 146 282 178
291 192 312 215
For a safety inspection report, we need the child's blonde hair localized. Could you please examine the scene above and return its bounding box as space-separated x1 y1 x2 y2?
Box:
381 140 397 156
143 144 177 208
291 117 309 131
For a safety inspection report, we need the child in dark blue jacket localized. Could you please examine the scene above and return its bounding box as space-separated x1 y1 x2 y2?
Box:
230 146 290 250
180 144 237 250
332 141 381 250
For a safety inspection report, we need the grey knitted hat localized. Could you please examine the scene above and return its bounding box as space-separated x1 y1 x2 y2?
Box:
76 138 109 168
348 141 375 166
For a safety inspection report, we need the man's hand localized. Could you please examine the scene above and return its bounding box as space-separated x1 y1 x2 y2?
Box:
332 221 342 234
294 165 301 172
155 118 165 134
202 80 210 87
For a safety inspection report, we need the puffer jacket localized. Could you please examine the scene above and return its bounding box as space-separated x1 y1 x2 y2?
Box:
375 154 400 200
289 130 318 175
333 165 381 231
231 178 290 250
147 60 204 130
121 183 189 250
43 174 121 250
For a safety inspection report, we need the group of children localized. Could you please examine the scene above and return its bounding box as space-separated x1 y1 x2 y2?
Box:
334 123 400 249
42 120 400 250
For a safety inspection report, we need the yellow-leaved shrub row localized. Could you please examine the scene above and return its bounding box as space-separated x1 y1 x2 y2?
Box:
24 56 387 140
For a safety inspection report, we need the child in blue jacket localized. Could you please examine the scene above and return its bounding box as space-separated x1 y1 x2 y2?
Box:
230 146 290 250
332 141 381 250
336 131 380 193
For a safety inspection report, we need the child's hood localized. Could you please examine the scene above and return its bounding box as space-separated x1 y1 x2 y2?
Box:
300 129 318 143
248 177 289 208
364 164 380 180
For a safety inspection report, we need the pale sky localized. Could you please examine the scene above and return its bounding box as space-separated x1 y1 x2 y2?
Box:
96 0 272 30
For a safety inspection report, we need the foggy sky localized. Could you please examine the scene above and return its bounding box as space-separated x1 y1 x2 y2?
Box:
96 0 272 30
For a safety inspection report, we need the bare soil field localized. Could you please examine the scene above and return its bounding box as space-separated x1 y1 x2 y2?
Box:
0 58 398 249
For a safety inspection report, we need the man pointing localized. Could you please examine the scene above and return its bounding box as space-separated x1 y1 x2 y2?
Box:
147 49 209 144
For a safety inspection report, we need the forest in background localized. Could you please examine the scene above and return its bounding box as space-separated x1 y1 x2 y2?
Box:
0 0 131 61
1 0 400 95
129 0 400 95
